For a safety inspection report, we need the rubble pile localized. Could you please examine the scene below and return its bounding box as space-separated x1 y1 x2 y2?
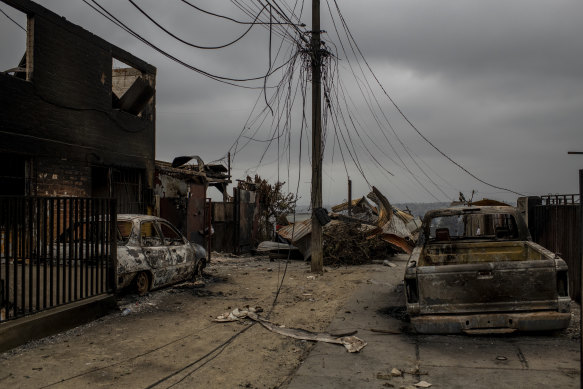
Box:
322 223 397 266
277 186 421 262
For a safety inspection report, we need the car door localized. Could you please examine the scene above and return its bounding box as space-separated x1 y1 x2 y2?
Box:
139 220 173 287
158 221 194 282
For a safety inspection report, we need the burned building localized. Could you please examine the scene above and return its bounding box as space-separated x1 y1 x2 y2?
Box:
154 159 231 245
0 0 156 212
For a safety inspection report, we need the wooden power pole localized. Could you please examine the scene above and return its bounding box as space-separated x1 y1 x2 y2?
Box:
310 0 323 273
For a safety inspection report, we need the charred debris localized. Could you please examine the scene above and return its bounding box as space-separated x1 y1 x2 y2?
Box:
274 186 422 266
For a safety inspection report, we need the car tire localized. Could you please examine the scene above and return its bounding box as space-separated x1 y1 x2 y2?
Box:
135 271 150 296
195 258 206 279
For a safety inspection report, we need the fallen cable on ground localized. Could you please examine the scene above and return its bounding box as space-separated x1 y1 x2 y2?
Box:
214 307 367 353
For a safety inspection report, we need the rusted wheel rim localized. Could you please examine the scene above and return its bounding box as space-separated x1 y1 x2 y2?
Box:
135 272 149 295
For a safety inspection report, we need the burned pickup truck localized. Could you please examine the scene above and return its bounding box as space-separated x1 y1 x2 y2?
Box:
404 206 570 334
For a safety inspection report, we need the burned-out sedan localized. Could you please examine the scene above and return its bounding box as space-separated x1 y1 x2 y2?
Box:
116 215 206 295
404 206 571 334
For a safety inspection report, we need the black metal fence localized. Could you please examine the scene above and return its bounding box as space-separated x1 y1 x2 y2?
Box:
0 197 116 322
529 195 581 301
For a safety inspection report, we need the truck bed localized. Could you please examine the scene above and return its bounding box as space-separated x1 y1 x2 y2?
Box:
420 241 547 266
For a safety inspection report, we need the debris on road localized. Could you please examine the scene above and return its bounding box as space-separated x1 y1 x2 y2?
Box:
414 380 432 388
277 186 420 264
391 368 402 377
214 307 367 352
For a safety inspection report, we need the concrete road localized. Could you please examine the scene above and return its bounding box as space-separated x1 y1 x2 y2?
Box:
286 255 580 389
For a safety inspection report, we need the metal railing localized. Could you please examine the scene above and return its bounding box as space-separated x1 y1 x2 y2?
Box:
540 194 580 205
0 197 116 322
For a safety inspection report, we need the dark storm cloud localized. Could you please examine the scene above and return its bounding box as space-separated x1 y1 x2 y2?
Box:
1 0 581 204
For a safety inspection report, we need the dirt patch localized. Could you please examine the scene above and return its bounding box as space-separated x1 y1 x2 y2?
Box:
0 253 396 388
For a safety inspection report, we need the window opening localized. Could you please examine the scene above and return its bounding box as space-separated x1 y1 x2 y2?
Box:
159 222 184 246
117 221 133 245
140 221 162 247
0 6 30 80
111 57 154 118
428 213 519 241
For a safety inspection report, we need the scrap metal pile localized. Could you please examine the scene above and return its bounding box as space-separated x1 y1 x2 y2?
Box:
277 186 422 265
322 222 396 266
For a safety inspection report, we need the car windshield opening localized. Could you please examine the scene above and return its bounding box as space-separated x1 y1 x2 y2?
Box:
117 221 133 245
428 213 518 241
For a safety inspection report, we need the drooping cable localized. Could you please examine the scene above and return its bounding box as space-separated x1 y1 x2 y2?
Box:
0 7 26 32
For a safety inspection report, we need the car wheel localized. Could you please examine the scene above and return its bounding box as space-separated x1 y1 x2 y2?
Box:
135 271 150 296
194 258 206 279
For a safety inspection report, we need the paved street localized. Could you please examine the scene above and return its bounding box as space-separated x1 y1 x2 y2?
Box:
287 255 580 388
0 254 579 388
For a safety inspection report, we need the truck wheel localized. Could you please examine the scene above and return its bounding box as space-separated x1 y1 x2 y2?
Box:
135 272 150 296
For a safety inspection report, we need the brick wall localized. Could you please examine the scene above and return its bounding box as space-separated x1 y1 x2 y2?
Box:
34 157 90 197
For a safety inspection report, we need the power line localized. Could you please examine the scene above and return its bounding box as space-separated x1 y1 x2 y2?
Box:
179 0 300 26
128 0 267 50
84 0 298 88
0 7 26 32
331 0 525 197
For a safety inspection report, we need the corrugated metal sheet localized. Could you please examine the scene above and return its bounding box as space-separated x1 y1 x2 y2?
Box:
331 197 370 213
278 219 362 244
257 241 298 251
381 215 413 240
278 219 312 243
378 234 413 254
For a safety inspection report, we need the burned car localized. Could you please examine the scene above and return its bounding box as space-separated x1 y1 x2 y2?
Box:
116 215 206 295
404 206 570 334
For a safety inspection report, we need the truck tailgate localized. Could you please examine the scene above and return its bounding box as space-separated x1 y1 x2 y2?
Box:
416 259 558 314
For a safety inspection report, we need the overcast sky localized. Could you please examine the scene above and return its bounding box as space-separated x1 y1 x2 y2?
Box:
1 0 582 206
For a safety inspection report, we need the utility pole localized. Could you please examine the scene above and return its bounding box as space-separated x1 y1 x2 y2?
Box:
348 178 352 217
310 0 323 273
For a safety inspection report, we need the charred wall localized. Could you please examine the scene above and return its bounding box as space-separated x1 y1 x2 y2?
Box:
0 0 156 208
